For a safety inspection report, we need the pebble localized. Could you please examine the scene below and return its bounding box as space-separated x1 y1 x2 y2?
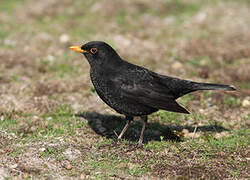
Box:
59 34 70 43
182 129 189 134
171 62 183 70
30 126 36 132
47 55 55 62
63 162 72 170
117 162 127 168
215 131 229 139
242 98 250 107
10 164 18 169
39 147 46 152
80 173 88 179
46 117 52 121
33 116 39 120
195 12 207 23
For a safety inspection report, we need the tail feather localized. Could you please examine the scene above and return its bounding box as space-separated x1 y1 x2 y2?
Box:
195 83 236 91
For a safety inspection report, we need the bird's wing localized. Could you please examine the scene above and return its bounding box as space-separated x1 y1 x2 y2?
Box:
149 72 198 99
112 68 189 114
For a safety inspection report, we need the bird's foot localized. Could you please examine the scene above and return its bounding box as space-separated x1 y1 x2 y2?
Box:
136 138 144 148
96 139 122 149
124 143 143 152
115 138 121 145
136 142 144 149
107 138 122 148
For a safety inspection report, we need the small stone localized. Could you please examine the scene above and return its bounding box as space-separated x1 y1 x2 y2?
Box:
195 12 207 23
199 109 205 113
63 162 72 170
182 129 189 134
47 55 55 62
46 117 52 121
33 116 39 120
63 148 80 160
215 132 229 139
171 62 183 70
242 99 250 107
22 173 30 179
39 147 46 152
30 126 36 132
200 59 207 66
59 34 70 43
65 164 72 170
219 151 226 156
117 162 127 168
80 173 87 179
10 164 18 169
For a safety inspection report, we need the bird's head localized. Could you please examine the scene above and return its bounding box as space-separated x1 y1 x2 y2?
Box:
70 41 121 67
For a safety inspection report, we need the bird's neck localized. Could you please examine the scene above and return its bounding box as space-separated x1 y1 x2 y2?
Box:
90 58 124 79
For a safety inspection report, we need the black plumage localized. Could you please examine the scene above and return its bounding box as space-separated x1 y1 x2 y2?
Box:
70 41 236 147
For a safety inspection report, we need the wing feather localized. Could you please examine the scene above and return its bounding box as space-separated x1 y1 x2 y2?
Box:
119 79 189 114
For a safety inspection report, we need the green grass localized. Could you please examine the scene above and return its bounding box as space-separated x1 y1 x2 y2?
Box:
144 139 170 150
139 0 200 17
0 105 87 141
151 110 183 125
0 28 9 40
40 146 66 158
0 0 26 13
83 153 148 178
38 105 81 136
223 96 242 107
238 82 250 89
193 129 249 153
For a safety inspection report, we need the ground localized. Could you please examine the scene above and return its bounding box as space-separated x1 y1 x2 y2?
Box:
0 0 249 179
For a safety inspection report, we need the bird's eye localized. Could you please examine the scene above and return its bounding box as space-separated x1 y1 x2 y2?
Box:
90 48 98 54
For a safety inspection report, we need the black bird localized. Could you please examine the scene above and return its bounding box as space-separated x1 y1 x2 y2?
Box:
70 41 236 147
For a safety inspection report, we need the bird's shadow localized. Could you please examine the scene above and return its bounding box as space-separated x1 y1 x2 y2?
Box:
77 111 228 143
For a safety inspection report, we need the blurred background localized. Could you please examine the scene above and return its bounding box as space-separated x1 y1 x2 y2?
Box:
1 0 249 113
0 0 249 179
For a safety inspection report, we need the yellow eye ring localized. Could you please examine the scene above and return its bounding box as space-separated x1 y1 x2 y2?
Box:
90 48 98 54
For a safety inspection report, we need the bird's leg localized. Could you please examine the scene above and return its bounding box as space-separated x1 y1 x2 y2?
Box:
137 115 148 147
117 116 133 142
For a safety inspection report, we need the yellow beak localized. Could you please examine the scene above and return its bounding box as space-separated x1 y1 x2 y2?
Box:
69 46 87 53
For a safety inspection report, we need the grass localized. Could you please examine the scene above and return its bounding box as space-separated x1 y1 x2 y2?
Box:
0 0 249 179
0 28 9 40
0 0 26 13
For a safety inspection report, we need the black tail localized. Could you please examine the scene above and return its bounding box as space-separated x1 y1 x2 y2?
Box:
194 82 236 91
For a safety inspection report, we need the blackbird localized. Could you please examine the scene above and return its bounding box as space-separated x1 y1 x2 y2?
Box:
70 41 236 147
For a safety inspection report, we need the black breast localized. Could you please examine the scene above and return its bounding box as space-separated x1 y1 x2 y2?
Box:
89 68 157 116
